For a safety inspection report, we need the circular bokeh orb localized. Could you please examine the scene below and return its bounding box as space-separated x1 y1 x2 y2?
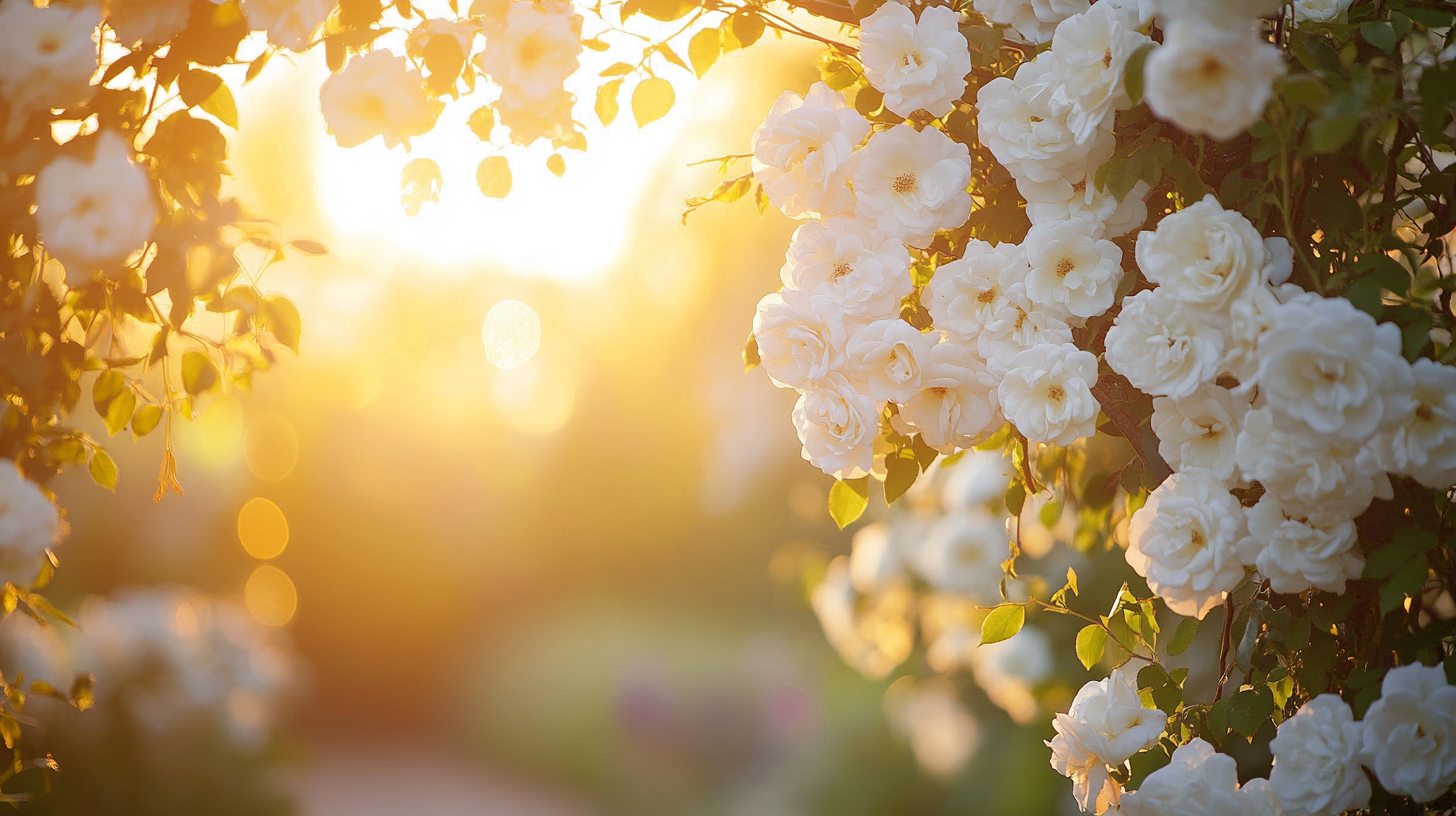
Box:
482 299 541 371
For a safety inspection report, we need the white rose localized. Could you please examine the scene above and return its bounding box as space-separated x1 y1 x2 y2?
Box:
1218 282 1320 387
1020 175 1150 240
924 239 1031 340
811 557 912 679
1047 666 1168 814
1134 195 1267 313
1372 358 1456 489
0 2 99 142
320 50 442 149
240 0 334 50
969 626 1053 724
104 0 189 46
853 124 973 248
972 0 1089 45
1360 663 1456 802
977 53 1115 184
793 375 880 479
752 288 847 390
1293 0 1353 23
478 0 581 102
997 343 1099 445
940 449 1015 510
1024 217 1124 320
0 464 62 587
781 218 911 323
977 283 1074 376
1155 0 1285 28
1235 407 1390 522
35 131 155 278
900 339 1001 452
1151 384 1249 483
1116 738 1275 816
1104 288 1224 399
859 3 971 118
1101 0 1157 27
1047 3 1152 143
1255 295 1413 442
849 522 907 592
751 83 871 220
1144 22 1286 142
1268 695 1370 816
913 509 1009 601
1237 494 1361 595
845 319 937 403
1126 470 1248 619
495 87 575 146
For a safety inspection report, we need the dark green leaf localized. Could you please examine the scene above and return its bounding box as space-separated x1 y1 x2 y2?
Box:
1123 42 1156 106
1360 21 1396 54
1167 616 1199 656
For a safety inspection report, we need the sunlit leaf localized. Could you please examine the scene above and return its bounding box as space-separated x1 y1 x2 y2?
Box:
476 155 513 198
261 295 302 353
632 77 674 127
399 157 443 217
547 153 565 177
289 239 329 256
88 450 118 492
1167 616 1199 656
828 477 869 529
981 604 1025 646
731 12 764 47
883 454 918 504
595 79 623 126
181 350 218 395
689 28 719 78
467 105 496 141
131 404 163 438
1076 624 1106 669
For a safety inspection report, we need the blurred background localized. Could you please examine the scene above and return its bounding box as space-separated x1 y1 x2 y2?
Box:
3 19 1073 816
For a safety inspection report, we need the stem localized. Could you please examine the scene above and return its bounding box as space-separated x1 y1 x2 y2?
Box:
1027 598 1156 664
779 0 857 25
1090 375 1172 484
1215 595 1235 701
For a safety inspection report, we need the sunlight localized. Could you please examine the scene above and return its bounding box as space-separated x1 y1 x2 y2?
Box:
483 299 542 370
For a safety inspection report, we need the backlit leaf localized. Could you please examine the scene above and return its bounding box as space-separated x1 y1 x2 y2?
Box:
88 450 118 492
595 79 623 126
476 156 513 198
632 77 674 127
981 604 1025 646
689 28 719 78
828 477 869 529
1076 624 1106 669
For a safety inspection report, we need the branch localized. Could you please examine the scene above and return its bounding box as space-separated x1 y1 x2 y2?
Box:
1214 595 1234 701
778 0 857 25
1090 374 1172 485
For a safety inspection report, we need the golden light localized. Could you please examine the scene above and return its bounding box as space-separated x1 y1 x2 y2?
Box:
492 359 576 435
245 565 298 627
245 411 299 482
178 397 246 470
237 498 289 560
482 299 542 371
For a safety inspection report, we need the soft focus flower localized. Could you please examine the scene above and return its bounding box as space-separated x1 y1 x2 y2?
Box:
1360 663 1456 802
35 131 155 277
1047 666 1168 814
846 319 936 403
1020 175 1150 240
849 522 906 592
478 0 582 101
1150 384 1248 483
859 3 971 118
885 677 980 777
1237 494 1361 594
997 343 1099 445
978 54 1113 184
1134 195 1268 314
320 51 442 149
793 375 880 478
1235 406 1390 521
972 0 1089 45
1268 695 1370 816
853 124 973 248
1144 22 1285 141
752 288 847 390
912 510 1010 601
812 557 914 679
940 449 1015 510
752 83 871 220
495 87 575 145
1047 3 1151 142
1126 470 1248 619
241 0 335 50
0 464 61 587
1024 218 1124 320
1373 358 1456 489
976 283 1073 376
0 2 99 142
1293 0 1353 23
900 339 1001 452
969 626 1053 724
924 239 1031 340
105 0 189 46
1104 288 1224 399
1156 0 1284 25
1116 738 1275 816
781 218 911 323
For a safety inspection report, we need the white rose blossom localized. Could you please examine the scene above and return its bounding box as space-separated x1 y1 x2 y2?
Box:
845 319 937 403
0 464 62 587
780 218 911 323
1237 494 1362 594
1102 0 1157 27
1019 175 1151 240
240 0 335 51
1047 666 1168 814
924 240 1031 341
1268 695 1371 816
1125 470 1248 619
319 50 442 149
1360 663 1456 802
970 626 1053 724
1155 0 1285 25
859 3 972 118
913 510 1010 601
1150 384 1249 483
1134 195 1268 315
1024 217 1124 320
495 88 575 146
853 124 973 248
478 0 582 102
900 339 1001 452
811 557 911 679
0 2 99 142
1373 358 1456 489
752 288 847 390
978 53 1114 184
997 343 1099 446
35 131 155 278
971 0 1088 44
1115 738 1277 816
1104 288 1224 399
1144 22 1286 142
751 83 872 220
848 522 906 592
792 375 880 479
1235 406 1391 521
977 283 1074 376
1047 3 1152 143
1293 0 1353 23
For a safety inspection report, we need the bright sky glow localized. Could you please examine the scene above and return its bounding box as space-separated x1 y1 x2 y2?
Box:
482 299 542 370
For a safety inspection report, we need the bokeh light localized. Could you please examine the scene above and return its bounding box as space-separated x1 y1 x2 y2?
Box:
245 411 299 482
237 498 289 560
245 565 298 628
482 300 542 371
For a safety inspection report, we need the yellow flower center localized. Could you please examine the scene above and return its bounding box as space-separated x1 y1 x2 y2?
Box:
892 172 917 194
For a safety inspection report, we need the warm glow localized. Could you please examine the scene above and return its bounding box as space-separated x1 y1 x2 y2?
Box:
245 411 299 482
245 565 298 627
483 299 541 370
238 498 290 560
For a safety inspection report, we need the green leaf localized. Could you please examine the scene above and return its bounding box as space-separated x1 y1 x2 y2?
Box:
1123 42 1155 106
1065 567 1078 596
92 369 125 415
632 77 674 127
1343 276 1384 319
1167 617 1199 656
476 156 512 198
828 477 870 529
1005 480 1026 516
289 239 328 256
131 404 163 438
547 153 566 177
69 673 94 711
600 61 635 77
637 0 691 22
1076 624 1106 670
689 28 719 78
467 105 496 141
181 350 218 395
1360 21 1396 54
884 454 918 504
1380 553 1429 612
88 450 118 492
102 387 136 436
178 68 223 108
1226 687 1274 738
199 80 238 128
910 434 938 472
261 295 302 353
981 604 1025 646
731 12 765 48
595 79 622 126
743 333 760 371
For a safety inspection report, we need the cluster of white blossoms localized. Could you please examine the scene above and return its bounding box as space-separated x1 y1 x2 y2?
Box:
0 463 63 588
1048 665 1168 812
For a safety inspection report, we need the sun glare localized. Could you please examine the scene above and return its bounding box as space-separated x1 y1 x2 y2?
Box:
483 299 542 370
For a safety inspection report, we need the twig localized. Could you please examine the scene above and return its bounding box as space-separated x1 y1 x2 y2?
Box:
1090 375 1172 484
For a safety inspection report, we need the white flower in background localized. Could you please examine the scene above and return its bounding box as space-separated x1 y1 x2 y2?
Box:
849 522 906 592
853 124 973 248
0 2 99 142
477 0 582 101
970 626 1053 724
1104 289 1224 399
1218 283 1296 386
793 375 880 479
941 450 1016 511
1373 358 1456 489
913 510 1010 601
752 288 847 390
1236 407 1391 521
977 283 1073 375
781 219 911 323
1047 2 1151 142
1102 0 1157 27
978 54 1114 184
846 319 936 403
320 51 442 149
241 0 335 51
495 87 575 145
1024 218 1123 320
1237 495 1361 594
1047 666 1168 814
104 0 189 46
1116 739 1275 816
35 132 155 277
0 464 61 587
752 83 872 220
997 343 1099 446
1255 295 1413 442
900 339 1001 452
972 0 1089 45
1134 195 1268 314
859 3 971 118
1293 0 1353 23
1020 175 1150 240
924 240 1031 340
885 677 981 777
1126 470 1247 619
1360 663 1456 802
1268 695 1370 816
1150 384 1249 483
1155 0 1285 28
812 557 914 679
1144 22 1286 141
